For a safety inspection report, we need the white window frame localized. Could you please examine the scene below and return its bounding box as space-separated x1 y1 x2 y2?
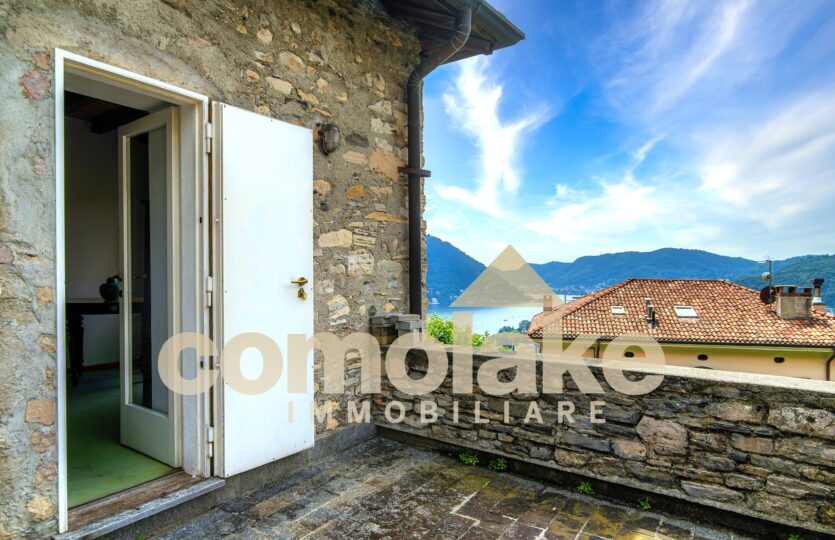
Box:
611 305 626 315
674 305 698 318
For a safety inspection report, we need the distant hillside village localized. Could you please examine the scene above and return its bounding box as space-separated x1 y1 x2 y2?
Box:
427 235 835 381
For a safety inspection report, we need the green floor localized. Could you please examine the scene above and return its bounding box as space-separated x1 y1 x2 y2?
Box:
68 369 176 508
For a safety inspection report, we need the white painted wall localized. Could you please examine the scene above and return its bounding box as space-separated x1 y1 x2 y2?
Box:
65 117 119 366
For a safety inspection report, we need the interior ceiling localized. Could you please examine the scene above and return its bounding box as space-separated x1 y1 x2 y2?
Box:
65 91 148 134
380 0 524 64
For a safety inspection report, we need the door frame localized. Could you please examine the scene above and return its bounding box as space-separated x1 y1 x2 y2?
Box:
54 50 211 532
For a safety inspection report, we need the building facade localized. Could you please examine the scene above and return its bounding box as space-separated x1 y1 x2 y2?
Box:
528 279 835 380
0 0 522 536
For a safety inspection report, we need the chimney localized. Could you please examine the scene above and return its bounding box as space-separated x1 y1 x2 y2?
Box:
774 285 813 320
543 294 553 312
645 298 657 328
812 278 826 314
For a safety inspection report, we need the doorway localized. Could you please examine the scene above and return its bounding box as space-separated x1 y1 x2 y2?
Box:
64 94 180 508
56 52 212 533
55 50 315 534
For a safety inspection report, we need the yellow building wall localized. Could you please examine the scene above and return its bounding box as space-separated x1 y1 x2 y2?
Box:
539 339 833 381
613 343 831 381
661 351 828 380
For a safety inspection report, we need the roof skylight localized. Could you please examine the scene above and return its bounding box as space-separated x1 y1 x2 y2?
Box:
611 305 626 315
674 305 698 318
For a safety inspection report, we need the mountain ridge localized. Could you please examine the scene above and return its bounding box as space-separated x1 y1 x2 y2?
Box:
426 234 835 307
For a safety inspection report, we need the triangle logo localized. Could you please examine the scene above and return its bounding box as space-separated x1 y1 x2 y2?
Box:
451 245 562 308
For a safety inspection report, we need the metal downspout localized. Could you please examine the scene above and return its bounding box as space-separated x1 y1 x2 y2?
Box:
827 347 835 381
405 6 473 316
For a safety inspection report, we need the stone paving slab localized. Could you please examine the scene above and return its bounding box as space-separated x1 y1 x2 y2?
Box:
154 438 754 540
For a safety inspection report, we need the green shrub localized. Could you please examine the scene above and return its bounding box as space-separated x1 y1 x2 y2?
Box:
787 534 804 540
427 313 489 348
576 481 594 495
638 497 651 510
459 453 479 466
488 457 508 471
471 331 489 348
427 313 453 344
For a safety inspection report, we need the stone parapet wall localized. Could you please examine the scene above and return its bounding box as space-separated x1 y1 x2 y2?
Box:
374 350 835 534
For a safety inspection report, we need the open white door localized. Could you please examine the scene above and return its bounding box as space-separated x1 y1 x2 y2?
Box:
117 107 182 466
213 103 314 477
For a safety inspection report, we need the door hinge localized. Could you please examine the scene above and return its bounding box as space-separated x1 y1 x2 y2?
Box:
205 122 213 154
206 275 214 307
206 426 215 458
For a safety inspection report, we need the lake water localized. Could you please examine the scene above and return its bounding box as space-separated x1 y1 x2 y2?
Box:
427 294 583 335
427 306 541 334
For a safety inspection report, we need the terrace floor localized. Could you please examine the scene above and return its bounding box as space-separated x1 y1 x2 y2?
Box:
156 438 753 540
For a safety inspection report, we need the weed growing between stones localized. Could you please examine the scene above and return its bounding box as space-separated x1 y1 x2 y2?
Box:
459 453 479 466
576 481 594 496
488 457 507 471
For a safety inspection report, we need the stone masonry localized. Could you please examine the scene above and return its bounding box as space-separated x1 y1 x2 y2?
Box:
0 0 422 535
375 350 835 535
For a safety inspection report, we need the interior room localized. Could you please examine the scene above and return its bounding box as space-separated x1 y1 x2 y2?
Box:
64 91 178 508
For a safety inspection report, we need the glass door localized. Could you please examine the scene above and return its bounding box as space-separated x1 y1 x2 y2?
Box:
117 108 181 466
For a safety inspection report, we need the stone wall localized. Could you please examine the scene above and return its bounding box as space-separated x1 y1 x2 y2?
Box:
0 0 420 535
374 350 835 535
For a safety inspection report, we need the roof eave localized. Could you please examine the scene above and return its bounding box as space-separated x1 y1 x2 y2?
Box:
529 334 835 349
381 0 525 64
444 0 525 56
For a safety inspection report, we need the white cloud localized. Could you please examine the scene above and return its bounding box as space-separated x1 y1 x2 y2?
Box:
594 0 819 126
648 1 749 113
526 160 666 246
520 0 835 260
434 57 551 216
426 1 835 263
425 209 463 236
523 90 835 260
698 90 835 227
633 136 664 165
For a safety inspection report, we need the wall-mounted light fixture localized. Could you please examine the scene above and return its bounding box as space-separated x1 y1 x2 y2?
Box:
318 123 340 155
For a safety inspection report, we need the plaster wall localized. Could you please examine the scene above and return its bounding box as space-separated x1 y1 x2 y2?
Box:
65 117 120 367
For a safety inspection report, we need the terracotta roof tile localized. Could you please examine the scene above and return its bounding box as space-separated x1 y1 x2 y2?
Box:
527 279 835 347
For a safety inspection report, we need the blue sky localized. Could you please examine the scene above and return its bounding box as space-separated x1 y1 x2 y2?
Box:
423 0 835 265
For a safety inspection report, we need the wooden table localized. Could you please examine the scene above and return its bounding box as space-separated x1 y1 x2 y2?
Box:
66 298 143 387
